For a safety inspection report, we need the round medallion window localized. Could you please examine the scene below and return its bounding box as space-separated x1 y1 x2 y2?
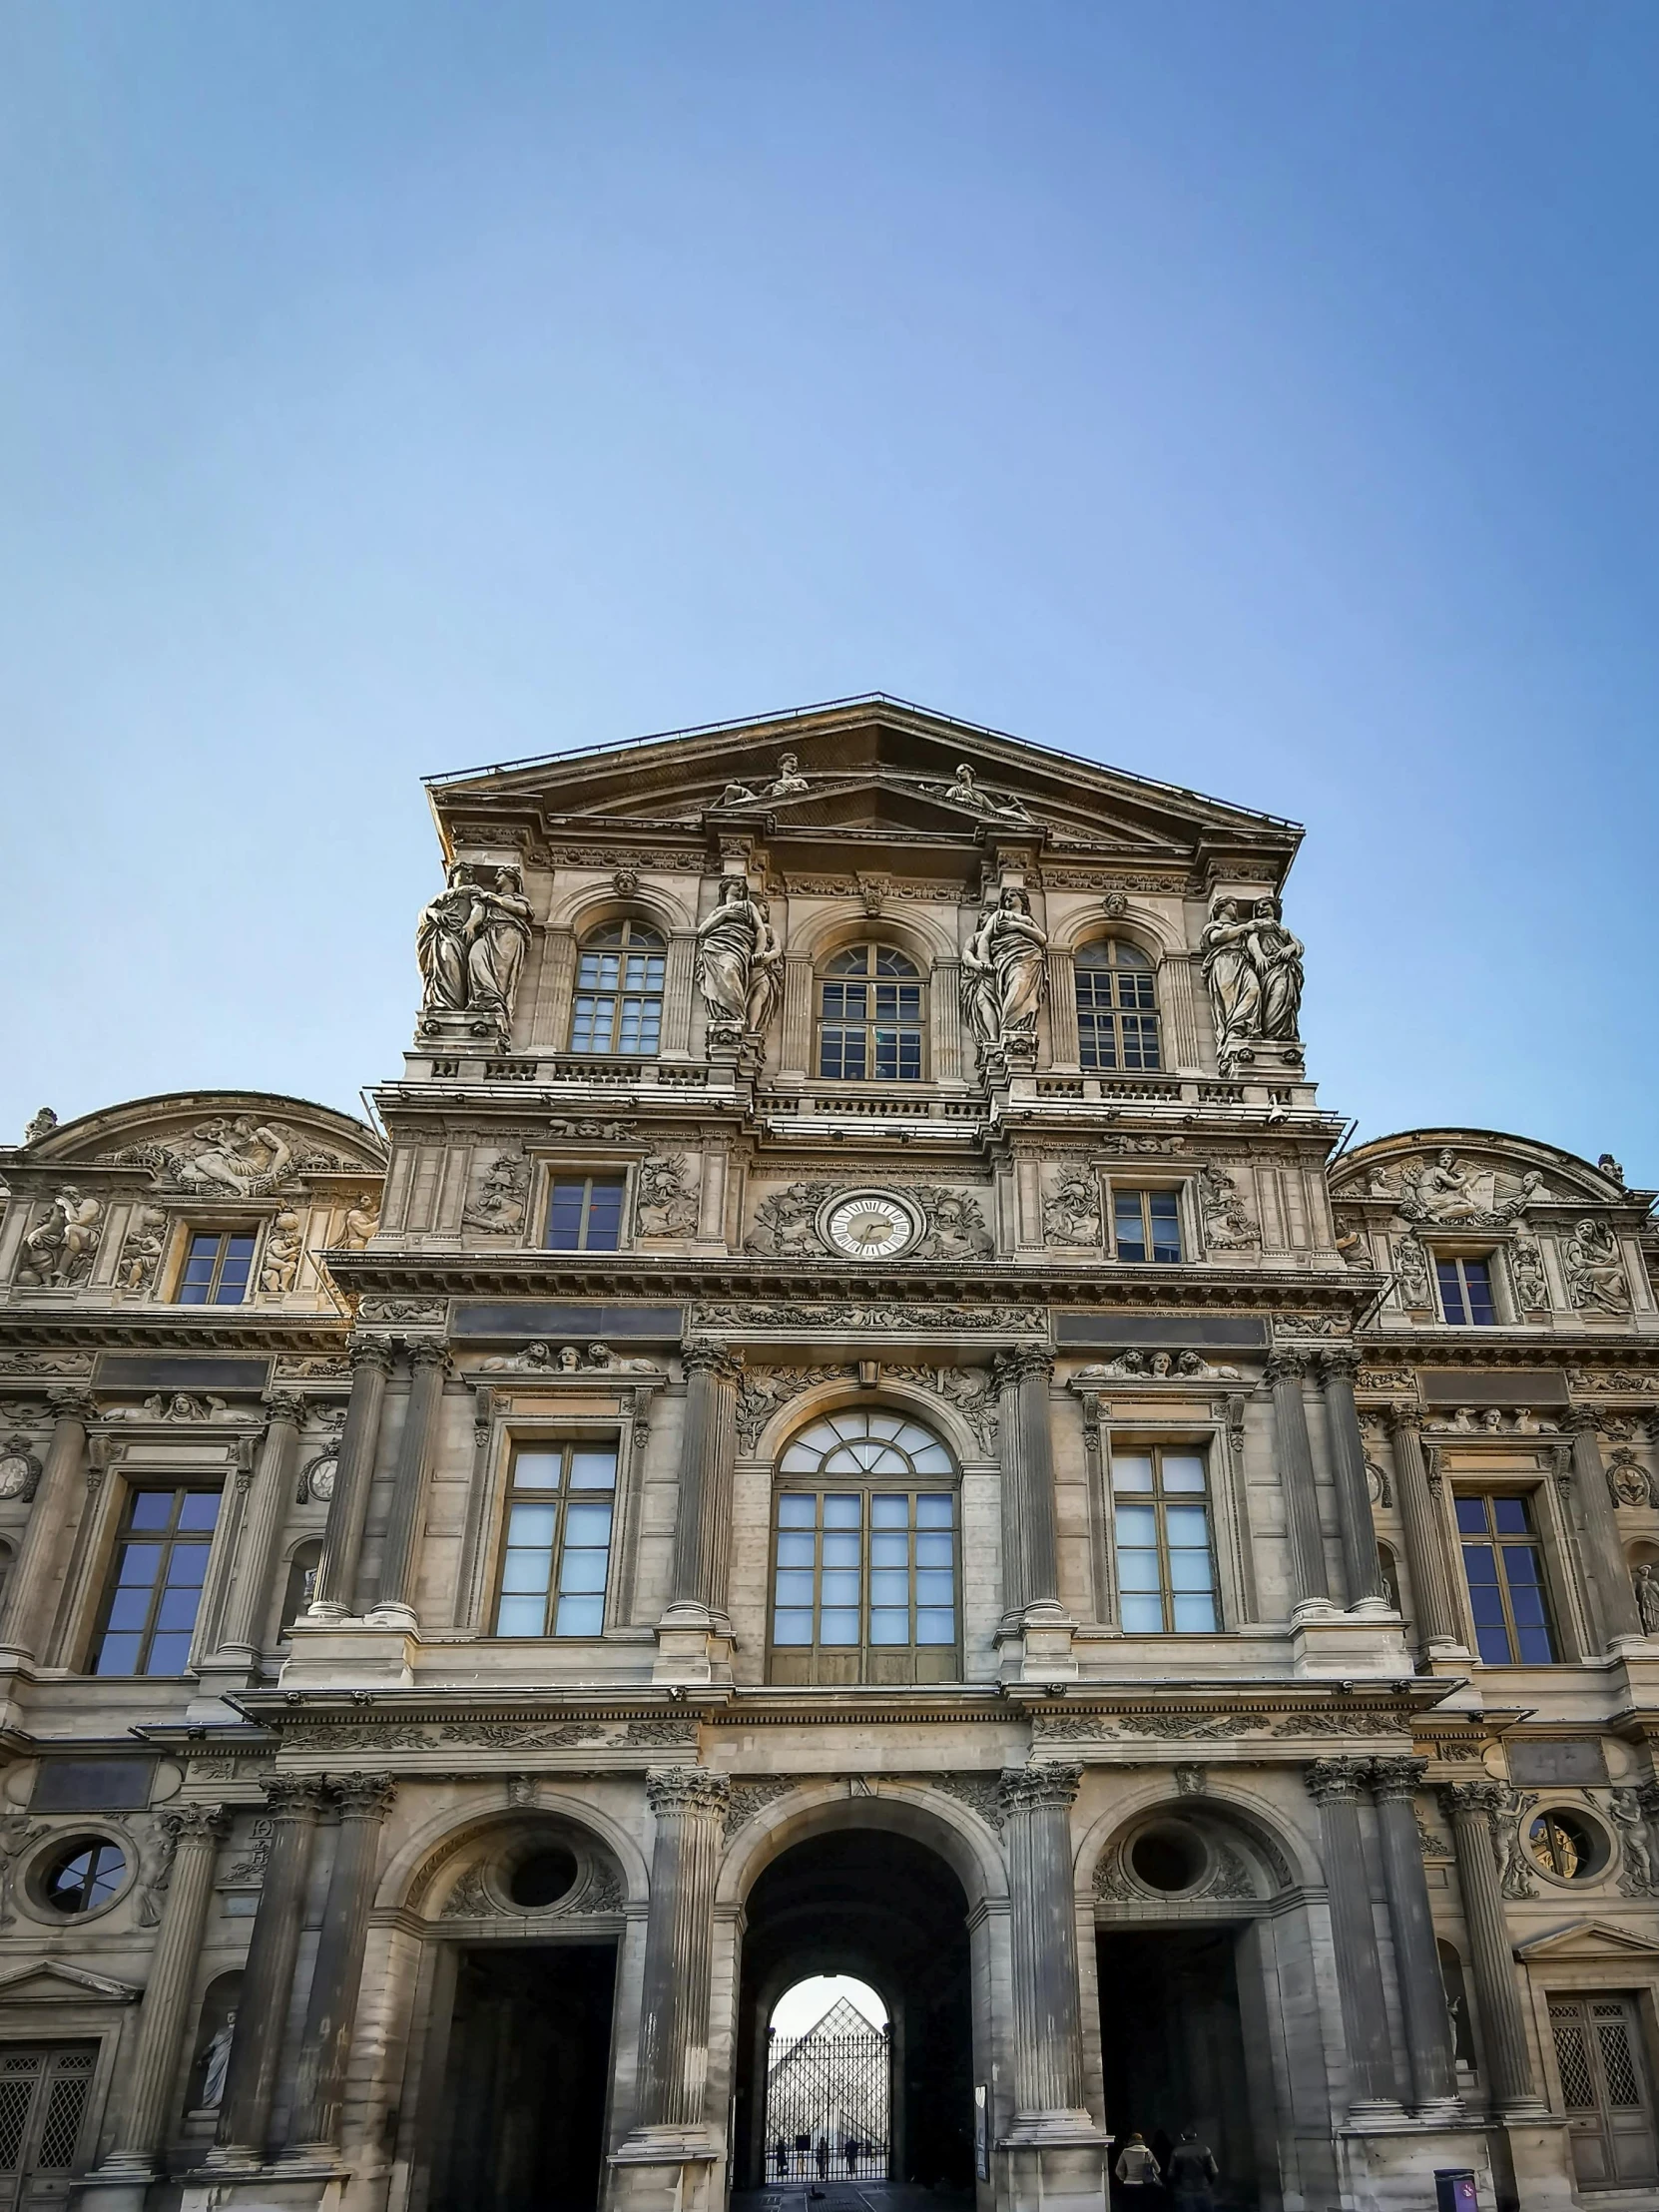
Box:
821 1192 918 1261
507 1845 578 1909
0 1450 36 1500
1527 1809 1605 1883
40 1838 128 1916
1130 1823 1206 1894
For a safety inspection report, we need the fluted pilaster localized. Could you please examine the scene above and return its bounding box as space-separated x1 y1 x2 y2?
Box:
1269 1352 1331 1609
1370 1757 1459 2112
309 1338 394 1617
1306 1759 1399 2111
634 1770 730 2138
213 1776 327 2165
216 1395 305 1663
998 1764 1092 2129
1317 1350 1384 1608
1565 1407 1644 1646
1442 1782 1542 2114
282 1774 397 2158
995 1347 1059 1619
0 1389 94 1660
367 1343 449 1626
667 1343 742 1618
1387 1406 1460 1650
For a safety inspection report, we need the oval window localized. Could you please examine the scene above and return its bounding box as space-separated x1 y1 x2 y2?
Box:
41 1838 128 1915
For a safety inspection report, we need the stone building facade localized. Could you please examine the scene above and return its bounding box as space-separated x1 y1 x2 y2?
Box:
0 697 1655 2212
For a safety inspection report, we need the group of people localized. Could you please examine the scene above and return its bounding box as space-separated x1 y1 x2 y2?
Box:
1113 2126 1222 2211
770 2130 878 2179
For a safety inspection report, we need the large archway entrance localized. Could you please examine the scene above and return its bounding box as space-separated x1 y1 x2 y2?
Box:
733 1828 975 2191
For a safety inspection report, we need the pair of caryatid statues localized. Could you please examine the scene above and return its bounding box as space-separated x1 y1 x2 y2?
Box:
1199 892 1305 1067
416 862 534 1039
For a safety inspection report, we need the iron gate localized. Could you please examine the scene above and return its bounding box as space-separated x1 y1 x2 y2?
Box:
764 1999 889 2181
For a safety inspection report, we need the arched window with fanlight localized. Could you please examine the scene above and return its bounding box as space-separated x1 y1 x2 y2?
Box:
569 920 667 1055
1075 938 1161 1071
818 945 925 1081
770 1409 958 1685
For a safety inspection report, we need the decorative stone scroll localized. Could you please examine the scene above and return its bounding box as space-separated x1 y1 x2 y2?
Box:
692 1301 1045 1334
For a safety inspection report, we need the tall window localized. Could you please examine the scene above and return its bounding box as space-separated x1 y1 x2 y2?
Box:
93 1486 222 1675
818 946 925 1081
1112 1445 1220 1633
1455 1492 1558 1663
494 1440 617 1638
570 920 666 1054
177 1231 256 1306
770 1411 957 1685
545 1175 626 1251
1075 938 1161 1071
1113 1188 1183 1263
1438 1256 1497 1326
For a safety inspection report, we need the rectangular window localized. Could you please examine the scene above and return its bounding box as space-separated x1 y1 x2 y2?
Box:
93 1487 223 1675
545 1176 626 1252
1076 968 1161 1071
1438 1256 1497 1326
1112 1446 1219 1633
177 1231 256 1306
494 1441 617 1637
1455 1492 1558 1664
771 1490 957 1683
1113 1188 1183 1264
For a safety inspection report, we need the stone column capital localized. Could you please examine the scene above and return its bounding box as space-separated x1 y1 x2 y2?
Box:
1442 1779 1506 1820
1316 1347 1362 1385
998 1762 1082 1816
1565 1403 1600 1436
1265 1347 1309 1385
45 1386 96 1423
1369 1755 1429 1803
160 1803 229 1846
405 1339 450 1374
645 1767 730 1819
681 1340 743 1385
993 1344 1055 1389
1305 1756 1370 1805
330 1772 397 1821
265 1774 330 1819
263 1391 307 1429
1386 1401 1423 1437
347 1334 397 1375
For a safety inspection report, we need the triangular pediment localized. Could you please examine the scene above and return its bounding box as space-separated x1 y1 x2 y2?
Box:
1513 1919 1659 1962
427 695 1300 876
0 1959 140 2003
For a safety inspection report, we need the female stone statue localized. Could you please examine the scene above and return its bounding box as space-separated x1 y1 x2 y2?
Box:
1198 897 1261 1057
464 866 534 1032
696 879 782 1032
1250 896 1305 1040
201 2012 236 2108
416 863 474 1014
962 887 1048 1045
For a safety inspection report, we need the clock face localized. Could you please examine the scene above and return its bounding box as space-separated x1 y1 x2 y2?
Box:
824 1193 916 1260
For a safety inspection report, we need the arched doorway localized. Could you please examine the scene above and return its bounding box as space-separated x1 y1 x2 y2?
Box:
763 1974 888 2180
733 1828 975 2190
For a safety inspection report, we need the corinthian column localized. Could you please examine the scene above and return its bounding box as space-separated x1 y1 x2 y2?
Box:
1564 1408 1644 1646
93 1806 228 2177
1370 1758 1460 2114
1268 1352 1332 1610
0 1388 94 1661
667 1343 741 1619
1317 1351 1385 1608
215 1395 305 1666
1442 1782 1543 2115
212 1776 327 2166
1305 1759 1400 2113
366 1342 449 1627
997 1764 1094 2132
282 1774 397 2159
1387 1406 1461 1653
308 1338 394 1617
630 1770 729 2149
994 1347 1060 1617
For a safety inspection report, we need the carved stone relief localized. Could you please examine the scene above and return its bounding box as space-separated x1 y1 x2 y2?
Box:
634 1155 700 1238
1199 1165 1259 1251
462 1152 529 1237
1563 1219 1630 1314
114 1206 168 1294
102 1118 361 1195
16 1191 103 1287
1199 895 1304 1068
1043 1168 1102 1248
416 862 533 1044
736 1367 851 1453
962 888 1048 1057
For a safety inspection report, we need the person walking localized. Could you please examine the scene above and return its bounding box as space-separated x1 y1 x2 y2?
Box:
1167 2129 1220 2212
1114 2131 1162 2198
816 2134 830 2179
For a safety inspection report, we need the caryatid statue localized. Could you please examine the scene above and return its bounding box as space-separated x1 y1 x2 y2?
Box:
695 878 783 1035
1200 892 1304 1062
962 886 1049 1049
416 861 534 1041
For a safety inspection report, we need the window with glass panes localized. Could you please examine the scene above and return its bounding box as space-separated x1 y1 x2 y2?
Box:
1113 1188 1183 1263
493 1441 617 1637
1075 939 1161 1071
770 1411 957 1685
1112 1445 1220 1633
93 1487 223 1674
569 921 666 1055
818 946 925 1081
545 1175 626 1251
1438 1256 1497 1326
1455 1492 1558 1663
177 1231 256 1306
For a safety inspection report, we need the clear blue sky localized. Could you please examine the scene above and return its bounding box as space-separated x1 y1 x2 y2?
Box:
3 3 1654 1177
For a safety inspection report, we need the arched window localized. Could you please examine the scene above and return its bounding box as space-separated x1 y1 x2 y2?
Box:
1075 938 1160 1071
818 945 925 1081
569 920 666 1055
770 1409 957 1685
279 1539 323 1639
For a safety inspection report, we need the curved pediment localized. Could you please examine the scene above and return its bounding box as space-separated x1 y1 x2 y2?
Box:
10 1090 385 1197
1333 1128 1630 1224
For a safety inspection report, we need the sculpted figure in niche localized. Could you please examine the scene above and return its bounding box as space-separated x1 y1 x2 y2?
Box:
1563 1218 1629 1314
962 887 1048 1047
1043 1168 1103 1248
1510 1234 1550 1313
1633 1562 1659 1638
1198 899 1262 1061
1610 1789 1659 1892
200 2013 236 2108
696 879 783 1034
634 1155 699 1239
18 1190 102 1287
464 866 533 1031
416 862 474 1015
116 1206 168 1293
341 1196 380 1251
1250 896 1304 1040
260 1212 303 1295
